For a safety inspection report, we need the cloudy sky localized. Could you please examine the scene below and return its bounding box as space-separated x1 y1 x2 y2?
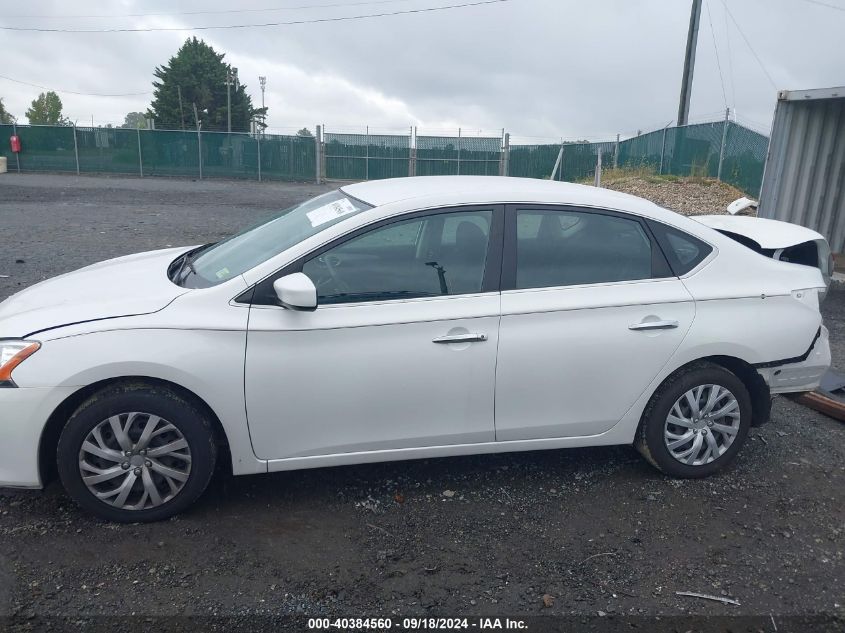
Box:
1 0 842 141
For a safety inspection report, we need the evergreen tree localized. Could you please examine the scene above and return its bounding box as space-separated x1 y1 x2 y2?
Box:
0 98 13 124
148 37 265 133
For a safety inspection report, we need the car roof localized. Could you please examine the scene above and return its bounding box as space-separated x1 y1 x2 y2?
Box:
341 176 671 219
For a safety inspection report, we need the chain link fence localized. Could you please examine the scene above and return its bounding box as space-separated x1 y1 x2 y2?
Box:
324 132 410 180
0 120 769 196
721 122 770 196
415 133 503 176
0 124 315 182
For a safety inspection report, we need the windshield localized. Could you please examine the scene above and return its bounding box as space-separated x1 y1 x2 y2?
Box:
177 190 372 287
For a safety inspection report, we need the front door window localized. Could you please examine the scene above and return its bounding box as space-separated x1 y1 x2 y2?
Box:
302 210 493 304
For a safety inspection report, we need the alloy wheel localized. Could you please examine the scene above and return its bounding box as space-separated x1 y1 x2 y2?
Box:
663 384 741 466
78 412 192 510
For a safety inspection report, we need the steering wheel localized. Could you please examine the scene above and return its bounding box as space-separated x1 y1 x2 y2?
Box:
321 254 350 294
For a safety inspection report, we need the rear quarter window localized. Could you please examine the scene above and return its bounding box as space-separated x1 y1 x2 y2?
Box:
648 221 713 275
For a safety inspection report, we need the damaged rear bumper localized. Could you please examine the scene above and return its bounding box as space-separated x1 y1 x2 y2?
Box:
756 325 831 394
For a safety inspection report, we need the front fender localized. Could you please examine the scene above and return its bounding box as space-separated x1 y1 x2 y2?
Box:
13 329 265 476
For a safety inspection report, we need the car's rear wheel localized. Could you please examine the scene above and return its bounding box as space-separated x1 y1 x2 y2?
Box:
57 383 216 522
636 363 752 477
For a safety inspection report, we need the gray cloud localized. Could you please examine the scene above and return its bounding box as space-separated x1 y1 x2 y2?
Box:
1 0 843 140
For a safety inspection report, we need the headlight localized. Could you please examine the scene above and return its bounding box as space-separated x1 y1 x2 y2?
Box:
0 340 41 387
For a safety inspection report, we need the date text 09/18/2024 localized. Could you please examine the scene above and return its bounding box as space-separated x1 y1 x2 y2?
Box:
307 617 528 630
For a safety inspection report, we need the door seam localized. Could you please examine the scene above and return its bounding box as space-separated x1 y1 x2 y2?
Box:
492 293 502 442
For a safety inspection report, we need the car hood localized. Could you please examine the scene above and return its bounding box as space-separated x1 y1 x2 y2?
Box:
694 215 826 249
0 247 192 339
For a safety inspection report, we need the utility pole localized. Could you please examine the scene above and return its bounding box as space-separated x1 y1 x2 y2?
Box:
258 76 267 138
193 102 203 180
226 68 238 134
177 85 186 131
72 123 80 175
259 76 267 109
677 0 702 127
717 106 730 181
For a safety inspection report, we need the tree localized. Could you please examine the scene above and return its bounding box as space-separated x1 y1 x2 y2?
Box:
148 37 265 133
26 91 69 125
121 112 147 129
0 98 13 124
296 128 314 138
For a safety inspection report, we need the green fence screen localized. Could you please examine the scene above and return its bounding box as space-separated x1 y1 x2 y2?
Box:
617 121 769 195
415 135 502 177
561 141 616 182
74 127 141 175
508 123 767 196
259 135 316 182
1 124 77 172
508 144 561 179
510 140 615 182
0 124 316 182
617 128 666 172
721 122 769 196
324 133 409 180
0 121 768 196
663 122 724 177
139 130 200 178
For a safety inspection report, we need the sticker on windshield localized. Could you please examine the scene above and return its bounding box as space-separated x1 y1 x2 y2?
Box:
215 267 231 280
306 198 359 228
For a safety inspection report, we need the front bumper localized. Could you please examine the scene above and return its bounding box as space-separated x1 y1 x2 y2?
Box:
0 386 77 488
757 325 832 394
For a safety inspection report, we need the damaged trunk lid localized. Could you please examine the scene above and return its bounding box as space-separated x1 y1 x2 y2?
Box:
694 215 833 287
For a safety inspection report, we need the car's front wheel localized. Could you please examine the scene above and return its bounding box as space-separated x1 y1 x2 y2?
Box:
57 383 217 522
636 363 752 477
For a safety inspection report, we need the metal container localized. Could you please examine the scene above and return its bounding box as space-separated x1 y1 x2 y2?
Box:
758 87 845 254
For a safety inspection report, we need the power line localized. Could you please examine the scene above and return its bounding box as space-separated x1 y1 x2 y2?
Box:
0 73 152 97
0 0 513 33
799 0 845 12
704 0 728 109
4 0 412 20
723 2 736 108
720 0 778 91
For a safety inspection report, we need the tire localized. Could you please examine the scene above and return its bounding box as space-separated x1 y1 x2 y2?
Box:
57 382 217 522
635 362 752 478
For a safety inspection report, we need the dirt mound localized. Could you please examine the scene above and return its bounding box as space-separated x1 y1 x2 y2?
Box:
601 174 748 216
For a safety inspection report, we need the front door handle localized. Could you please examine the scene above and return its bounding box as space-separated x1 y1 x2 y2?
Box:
432 333 488 344
629 319 679 331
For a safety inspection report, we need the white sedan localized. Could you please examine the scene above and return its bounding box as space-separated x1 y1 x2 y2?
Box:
0 177 831 522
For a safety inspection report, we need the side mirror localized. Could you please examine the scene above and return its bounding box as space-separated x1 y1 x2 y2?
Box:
273 273 317 311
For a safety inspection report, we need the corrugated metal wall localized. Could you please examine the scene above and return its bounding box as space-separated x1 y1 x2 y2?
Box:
758 88 845 253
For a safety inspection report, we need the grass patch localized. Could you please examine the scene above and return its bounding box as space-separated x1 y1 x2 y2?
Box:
583 166 688 186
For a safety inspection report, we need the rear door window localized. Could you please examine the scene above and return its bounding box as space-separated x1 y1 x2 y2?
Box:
512 208 661 289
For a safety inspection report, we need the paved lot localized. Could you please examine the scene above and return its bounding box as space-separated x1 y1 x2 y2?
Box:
0 174 843 626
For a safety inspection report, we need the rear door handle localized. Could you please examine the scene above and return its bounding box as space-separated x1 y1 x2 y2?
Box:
432 333 488 344
629 320 679 331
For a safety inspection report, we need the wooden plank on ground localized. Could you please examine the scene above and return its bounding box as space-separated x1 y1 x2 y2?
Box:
794 391 845 422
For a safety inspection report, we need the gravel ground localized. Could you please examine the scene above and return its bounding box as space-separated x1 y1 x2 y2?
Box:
601 174 748 216
0 174 843 629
